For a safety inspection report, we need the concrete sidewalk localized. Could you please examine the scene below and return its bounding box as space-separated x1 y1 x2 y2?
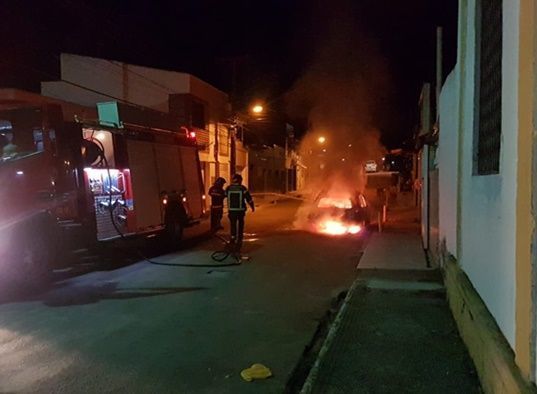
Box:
302 230 481 393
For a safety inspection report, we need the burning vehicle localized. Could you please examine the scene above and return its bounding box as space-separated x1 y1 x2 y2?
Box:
308 190 370 236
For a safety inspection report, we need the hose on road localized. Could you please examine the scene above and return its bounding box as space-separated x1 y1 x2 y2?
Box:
149 234 243 267
98 139 242 269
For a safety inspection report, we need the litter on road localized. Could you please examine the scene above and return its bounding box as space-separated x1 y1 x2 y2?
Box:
240 363 273 382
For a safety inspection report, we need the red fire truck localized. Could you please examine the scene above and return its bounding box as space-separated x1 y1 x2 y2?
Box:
0 90 206 284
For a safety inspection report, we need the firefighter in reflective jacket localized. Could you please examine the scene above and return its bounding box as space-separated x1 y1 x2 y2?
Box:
225 173 254 251
209 177 226 232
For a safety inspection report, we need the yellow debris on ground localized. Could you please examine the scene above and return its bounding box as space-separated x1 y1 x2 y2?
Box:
240 363 273 382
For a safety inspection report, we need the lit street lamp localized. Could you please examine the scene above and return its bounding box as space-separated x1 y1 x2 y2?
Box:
318 136 326 144
251 104 264 114
230 101 295 193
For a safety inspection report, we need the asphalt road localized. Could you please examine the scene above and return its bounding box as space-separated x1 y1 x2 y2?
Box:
0 199 366 393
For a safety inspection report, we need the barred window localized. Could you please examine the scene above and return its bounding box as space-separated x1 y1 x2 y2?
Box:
196 129 210 152
475 0 502 175
219 130 229 156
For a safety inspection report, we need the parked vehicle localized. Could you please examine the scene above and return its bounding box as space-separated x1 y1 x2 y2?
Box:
365 160 378 173
0 92 205 284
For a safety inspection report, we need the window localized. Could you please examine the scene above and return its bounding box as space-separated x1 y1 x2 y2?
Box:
196 129 210 152
191 101 206 130
219 163 229 181
219 130 229 156
0 108 45 164
475 0 502 175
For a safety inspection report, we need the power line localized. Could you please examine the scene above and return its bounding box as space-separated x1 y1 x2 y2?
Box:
0 58 164 113
105 60 176 95
5 0 224 105
2 1 226 118
58 0 180 96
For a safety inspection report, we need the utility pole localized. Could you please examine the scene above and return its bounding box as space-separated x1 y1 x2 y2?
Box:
436 26 443 121
285 123 295 194
214 122 220 178
230 120 237 177
284 136 288 194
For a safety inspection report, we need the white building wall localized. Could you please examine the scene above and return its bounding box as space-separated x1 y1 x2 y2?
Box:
42 54 229 125
438 70 459 258
41 81 113 109
45 54 190 112
455 0 518 347
189 76 229 123
40 54 245 194
533 1 537 380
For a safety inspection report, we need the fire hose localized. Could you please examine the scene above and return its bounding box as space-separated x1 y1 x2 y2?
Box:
92 136 242 268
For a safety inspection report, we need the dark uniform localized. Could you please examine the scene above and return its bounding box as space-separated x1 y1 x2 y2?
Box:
225 175 254 251
208 177 226 232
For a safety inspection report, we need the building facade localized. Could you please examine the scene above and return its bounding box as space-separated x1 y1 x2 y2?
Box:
248 145 287 193
41 53 248 193
431 0 537 391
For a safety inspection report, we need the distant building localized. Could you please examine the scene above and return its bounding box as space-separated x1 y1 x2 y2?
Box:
243 119 300 194
248 145 287 193
41 53 248 192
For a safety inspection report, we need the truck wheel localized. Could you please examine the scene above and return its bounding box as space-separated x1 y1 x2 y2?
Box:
165 220 183 248
19 233 52 286
10 215 56 287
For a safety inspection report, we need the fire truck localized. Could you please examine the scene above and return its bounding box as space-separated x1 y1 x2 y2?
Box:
0 89 206 284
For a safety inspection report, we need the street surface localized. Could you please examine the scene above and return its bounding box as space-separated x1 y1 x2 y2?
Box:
0 198 366 393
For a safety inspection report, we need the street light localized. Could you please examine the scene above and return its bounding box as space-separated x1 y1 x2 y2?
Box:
229 103 264 179
318 136 326 144
234 101 295 194
251 104 264 114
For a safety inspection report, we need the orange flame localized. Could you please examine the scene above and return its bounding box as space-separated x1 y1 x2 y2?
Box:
317 197 352 209
317 219 361 236
348 224 362 234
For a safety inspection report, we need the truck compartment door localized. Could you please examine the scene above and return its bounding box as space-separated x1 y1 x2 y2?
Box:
127 140 161 231
179 146 203 219
154 144 185 197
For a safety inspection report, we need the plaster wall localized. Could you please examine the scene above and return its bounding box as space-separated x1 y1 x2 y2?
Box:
438 70 459 258
456 0 518 347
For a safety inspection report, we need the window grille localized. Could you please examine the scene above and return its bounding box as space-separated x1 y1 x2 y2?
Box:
475 0 502 175
219 130 229 156
196 129 210 152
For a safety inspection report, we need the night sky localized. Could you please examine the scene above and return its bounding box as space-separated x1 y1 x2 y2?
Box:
0 0 457 148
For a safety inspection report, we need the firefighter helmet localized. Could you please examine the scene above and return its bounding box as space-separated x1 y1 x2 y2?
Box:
232 174 243 184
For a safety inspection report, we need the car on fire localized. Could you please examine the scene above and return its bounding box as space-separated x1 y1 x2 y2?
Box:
308 191 370 236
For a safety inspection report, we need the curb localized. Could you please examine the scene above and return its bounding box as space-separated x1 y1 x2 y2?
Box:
299 275 365 394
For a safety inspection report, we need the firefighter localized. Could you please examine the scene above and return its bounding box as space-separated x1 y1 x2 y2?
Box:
225 173 254 251
209 177 227 232
1 131 18 160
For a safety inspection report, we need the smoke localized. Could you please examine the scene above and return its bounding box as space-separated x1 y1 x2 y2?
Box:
286 0 392 230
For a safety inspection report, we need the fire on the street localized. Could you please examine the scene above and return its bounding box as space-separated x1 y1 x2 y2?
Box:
316 219 362 236
317 197 352 209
